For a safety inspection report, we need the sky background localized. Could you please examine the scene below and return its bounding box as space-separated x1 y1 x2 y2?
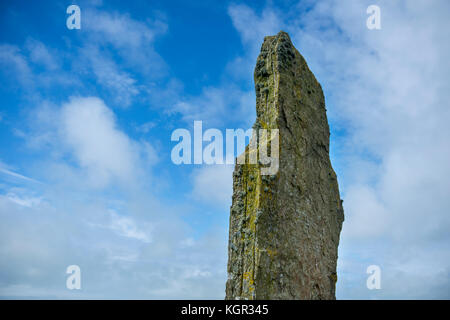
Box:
0 0 449 299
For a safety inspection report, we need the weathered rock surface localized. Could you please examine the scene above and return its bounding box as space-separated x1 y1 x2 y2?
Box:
225 31 344 300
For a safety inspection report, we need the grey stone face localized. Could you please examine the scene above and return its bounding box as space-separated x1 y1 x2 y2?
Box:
225 31 344 300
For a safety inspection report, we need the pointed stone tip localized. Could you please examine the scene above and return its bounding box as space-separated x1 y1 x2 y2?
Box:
276 30 290 38
264 30 292 42
261 31 296 55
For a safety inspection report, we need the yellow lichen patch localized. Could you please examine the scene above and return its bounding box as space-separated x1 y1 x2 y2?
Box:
243 271 254 286
260 120 269 130
266 248 278 258
330 273 338 283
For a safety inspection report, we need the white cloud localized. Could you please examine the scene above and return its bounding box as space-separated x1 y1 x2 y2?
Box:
0 44 33 86
180 237 195 248
0 187 228 299
170 86 254 126
59 96 147 188
83 9 168 78
191 165 233 207
0 163 41 184
85 10 166 49
80 46 139 108
228 4 282 52
0 10 168 108
226 4 283 82
0 40 78 92
341 185 389 239
105 210 152 243
135 121 157 133
71 10 168 107
25 38 59 71
5 193 42 208
13 95 158 193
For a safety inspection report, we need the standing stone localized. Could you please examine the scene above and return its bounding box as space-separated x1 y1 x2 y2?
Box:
225 31 344 300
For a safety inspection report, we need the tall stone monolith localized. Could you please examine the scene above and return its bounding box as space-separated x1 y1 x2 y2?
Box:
225 31 344 300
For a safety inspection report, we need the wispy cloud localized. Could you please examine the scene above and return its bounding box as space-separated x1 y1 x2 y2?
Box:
0 162 41 184
191 165 233 207
0 168 40 184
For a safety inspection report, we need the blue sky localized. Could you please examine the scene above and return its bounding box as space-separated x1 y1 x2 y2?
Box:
1 0 449 299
